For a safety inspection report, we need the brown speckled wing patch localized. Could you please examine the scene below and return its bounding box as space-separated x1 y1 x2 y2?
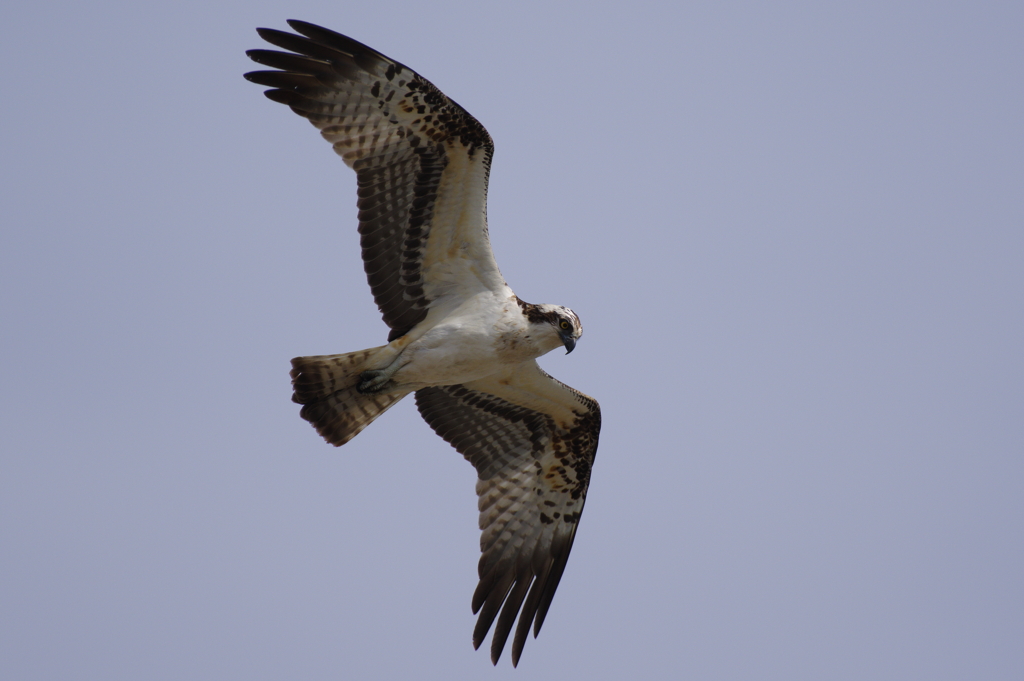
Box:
245 20 494 340
415 369 600 666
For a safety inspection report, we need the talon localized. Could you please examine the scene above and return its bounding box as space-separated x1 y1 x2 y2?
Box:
357 369 390 394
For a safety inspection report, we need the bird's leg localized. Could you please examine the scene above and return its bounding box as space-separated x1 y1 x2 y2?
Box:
357 364 400 394
356 334 419 394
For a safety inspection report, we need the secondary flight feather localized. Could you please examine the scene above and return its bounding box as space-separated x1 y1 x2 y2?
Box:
244 20 601 666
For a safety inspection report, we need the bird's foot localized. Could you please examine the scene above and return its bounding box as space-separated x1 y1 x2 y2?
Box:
357 368 394 394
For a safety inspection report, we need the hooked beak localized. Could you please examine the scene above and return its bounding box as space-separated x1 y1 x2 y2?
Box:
560 332 576 354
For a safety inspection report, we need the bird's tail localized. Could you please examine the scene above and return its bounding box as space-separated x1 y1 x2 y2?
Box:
290 347 409 446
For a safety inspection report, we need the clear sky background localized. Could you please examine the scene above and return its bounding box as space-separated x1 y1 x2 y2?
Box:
2 1 1021 679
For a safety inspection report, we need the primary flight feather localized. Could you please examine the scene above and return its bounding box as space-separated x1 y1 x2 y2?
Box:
244 20 601 666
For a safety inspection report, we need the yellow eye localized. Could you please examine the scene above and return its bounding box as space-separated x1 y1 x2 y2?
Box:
559 320 571 330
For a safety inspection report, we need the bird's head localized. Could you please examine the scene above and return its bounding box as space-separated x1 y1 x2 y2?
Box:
523 303 583 355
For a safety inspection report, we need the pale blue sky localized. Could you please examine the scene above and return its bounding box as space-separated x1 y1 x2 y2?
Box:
2 1 1022 679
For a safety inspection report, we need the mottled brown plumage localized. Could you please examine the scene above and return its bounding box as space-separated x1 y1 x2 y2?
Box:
247 21 493 340
416 365 599 664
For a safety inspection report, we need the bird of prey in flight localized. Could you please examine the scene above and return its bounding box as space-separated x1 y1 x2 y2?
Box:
244 20 601 666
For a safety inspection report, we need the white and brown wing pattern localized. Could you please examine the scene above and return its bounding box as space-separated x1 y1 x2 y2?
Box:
415 362 601 666
245 21 502 341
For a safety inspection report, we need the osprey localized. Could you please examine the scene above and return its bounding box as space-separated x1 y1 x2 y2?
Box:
245 21 601 666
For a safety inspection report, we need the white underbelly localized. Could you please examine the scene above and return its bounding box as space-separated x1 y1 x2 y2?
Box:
395 324 505 387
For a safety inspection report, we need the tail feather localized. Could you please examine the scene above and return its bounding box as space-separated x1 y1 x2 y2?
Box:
290 347 408 446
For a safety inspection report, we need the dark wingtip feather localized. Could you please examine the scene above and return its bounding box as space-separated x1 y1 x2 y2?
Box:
244 48 280 66
263 89 300 105
490 577 531 665
285 19 393 72
472 570 514 654
243 70 321 89
287 19 343 40
511 561 551 666
533 532 577 636
286 20 365 52
471 571 491 615
255 26 285 42
255 26 334 59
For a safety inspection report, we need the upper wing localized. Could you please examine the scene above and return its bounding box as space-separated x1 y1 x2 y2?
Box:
245 20 505 341
415 361 601 666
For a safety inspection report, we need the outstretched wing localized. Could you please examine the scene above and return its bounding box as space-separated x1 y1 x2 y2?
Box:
245 21 505 341
415 362 601 666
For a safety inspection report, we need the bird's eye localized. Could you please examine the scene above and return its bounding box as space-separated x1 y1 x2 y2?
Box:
559 320 571 330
